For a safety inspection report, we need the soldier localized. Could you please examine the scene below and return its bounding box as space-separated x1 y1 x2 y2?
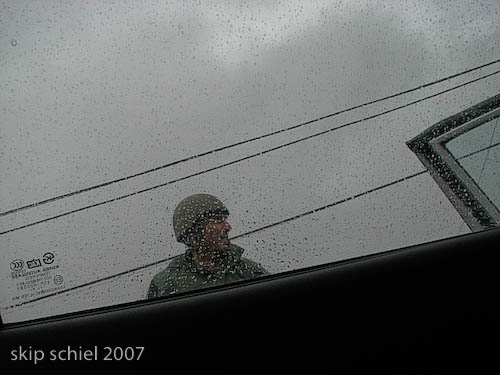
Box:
147 194 268 298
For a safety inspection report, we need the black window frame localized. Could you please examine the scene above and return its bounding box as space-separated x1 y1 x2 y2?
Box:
407 94 500 231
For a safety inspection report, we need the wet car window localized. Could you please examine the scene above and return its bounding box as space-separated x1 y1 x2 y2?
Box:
1 0 500 324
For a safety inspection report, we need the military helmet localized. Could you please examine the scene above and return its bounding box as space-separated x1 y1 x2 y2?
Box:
173 194 229 243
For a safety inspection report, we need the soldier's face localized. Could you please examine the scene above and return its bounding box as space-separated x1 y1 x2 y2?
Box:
200 213 232 251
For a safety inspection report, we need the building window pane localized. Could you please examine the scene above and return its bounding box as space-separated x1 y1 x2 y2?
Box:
446 117 500 211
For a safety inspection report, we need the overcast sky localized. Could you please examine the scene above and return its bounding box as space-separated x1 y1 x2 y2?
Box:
1 0 499 322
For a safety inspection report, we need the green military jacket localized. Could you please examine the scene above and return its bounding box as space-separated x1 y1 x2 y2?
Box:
147 244 268 298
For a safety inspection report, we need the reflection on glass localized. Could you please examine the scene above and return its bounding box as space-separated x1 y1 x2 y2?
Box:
446 117 500 211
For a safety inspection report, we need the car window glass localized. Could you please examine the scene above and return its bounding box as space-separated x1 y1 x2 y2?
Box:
1 0 500 324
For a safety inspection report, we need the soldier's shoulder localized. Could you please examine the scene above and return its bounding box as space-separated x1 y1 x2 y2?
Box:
151 254 187 282
230 243 268 275
228 243 245 256
239 257 269 276
148 254 195 298
242 258 268 272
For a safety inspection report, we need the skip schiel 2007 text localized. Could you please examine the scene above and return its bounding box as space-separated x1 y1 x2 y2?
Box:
9 345 145 364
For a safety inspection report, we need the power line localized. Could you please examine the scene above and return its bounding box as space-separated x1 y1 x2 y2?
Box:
2 59 499 217
456 140 499 162
1 69 498 236
4 169 427 309
0 70 500 235
4 255 177 310
232 170 428 240
477 117 498 182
